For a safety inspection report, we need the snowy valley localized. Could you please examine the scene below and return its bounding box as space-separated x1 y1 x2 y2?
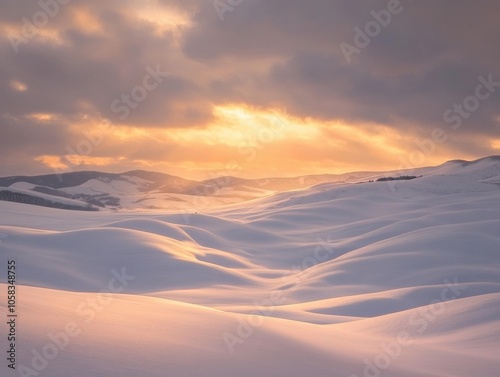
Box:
1 156 500 377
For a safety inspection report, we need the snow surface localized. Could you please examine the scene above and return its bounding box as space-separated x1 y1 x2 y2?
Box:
1 157 500 376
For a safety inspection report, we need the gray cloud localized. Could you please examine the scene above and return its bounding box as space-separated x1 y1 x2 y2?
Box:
1 0 499 176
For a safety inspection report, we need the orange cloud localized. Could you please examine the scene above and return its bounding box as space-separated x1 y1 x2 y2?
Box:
70 7 104 35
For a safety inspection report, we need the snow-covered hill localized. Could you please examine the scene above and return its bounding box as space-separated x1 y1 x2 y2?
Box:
0 156 499 376
0 168 386 210
0 186 97 211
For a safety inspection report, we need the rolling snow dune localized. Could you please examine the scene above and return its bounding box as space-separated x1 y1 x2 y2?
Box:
1 157 500 376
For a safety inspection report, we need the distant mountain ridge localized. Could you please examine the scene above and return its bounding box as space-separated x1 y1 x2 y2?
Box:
0 170 196 190
0 156 499 210
0 169 377 194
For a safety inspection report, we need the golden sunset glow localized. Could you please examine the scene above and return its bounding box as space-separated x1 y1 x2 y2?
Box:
27 103 461 179
64 155 126 167
169 105 321 146
34 155 67 170
1 0 496 179
36 155 126 170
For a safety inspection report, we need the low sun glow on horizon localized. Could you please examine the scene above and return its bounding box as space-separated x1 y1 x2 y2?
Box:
30 103 459 180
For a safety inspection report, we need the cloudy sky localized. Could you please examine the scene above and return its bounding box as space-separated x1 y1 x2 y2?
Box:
1 0 499 179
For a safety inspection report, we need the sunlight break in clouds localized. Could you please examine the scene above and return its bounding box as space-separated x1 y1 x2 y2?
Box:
133 2 192 35
31 105 445 180
170 105 320 146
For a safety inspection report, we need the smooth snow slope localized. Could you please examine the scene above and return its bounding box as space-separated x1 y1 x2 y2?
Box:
1 157 500 377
